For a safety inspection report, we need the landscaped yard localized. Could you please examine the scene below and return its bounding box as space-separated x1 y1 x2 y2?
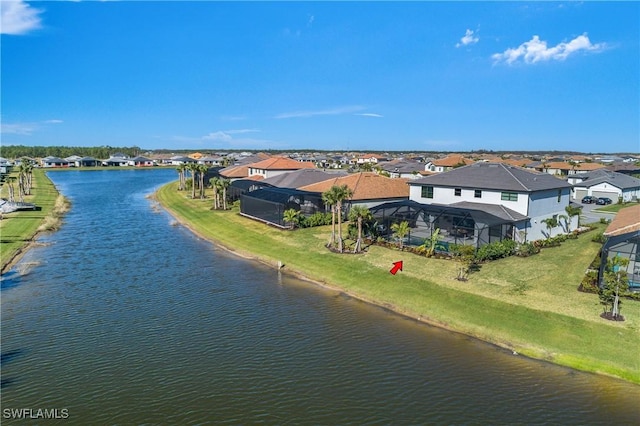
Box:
156 182 640 384
0 169 66 272
594 202 639 213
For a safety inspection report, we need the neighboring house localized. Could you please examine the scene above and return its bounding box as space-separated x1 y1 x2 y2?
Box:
600 204 640 292
379 160 428 179
102 156 129 167
298 172 410 209
240 187 327 228
128 156 154 167
198 156 224 166
42 156 70 168
606 162 640 176
169 155 197 165
75 156 98 167
247 157 316 179
539 161 605 176
261 169 347 189
568 170 640 202
356 153 388 164
430 154 474 173
219 164 251 181
405 162 576 242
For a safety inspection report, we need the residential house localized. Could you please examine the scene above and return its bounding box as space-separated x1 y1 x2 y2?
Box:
298 172 410 209
568 170 640 202
247 157 316 179
128 156 154 167
600 204 640 292
429 154 474 173
356 153 388 165
405 162 576 243
379 160 431 179
537 161 605 176
42 156 70 168
261 169 347 189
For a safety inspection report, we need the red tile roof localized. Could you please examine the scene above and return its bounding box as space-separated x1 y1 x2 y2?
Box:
604 205 640 237
249 157 316 171
299 172 409 200
432 154 474 167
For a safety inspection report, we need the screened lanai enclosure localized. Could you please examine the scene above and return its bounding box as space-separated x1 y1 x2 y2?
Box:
600 231 640 292
240 187 327 228
228 179 274 202
369 200 527 250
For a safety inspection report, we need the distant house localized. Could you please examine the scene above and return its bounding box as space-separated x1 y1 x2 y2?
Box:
430 154 474 173
247 157 316 179
356 153 388 164
219 164 251 181
538 161 605 176
42 156 70 168
568 170 640 202
402 163 576 243
198 156 224 166
102 156 129 167
128 156 154 167
261 169 347 189
169 156 197 165
298 172 410 209
379 160 430 179
600 204 640 292
66 156 98 167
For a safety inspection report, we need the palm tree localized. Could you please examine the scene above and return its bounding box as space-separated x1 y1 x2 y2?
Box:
283 208 300 229
391 221 410 249
541 217 558 239
176 163 187 191
187 163 199 199
198 164 209 199
322 187 339 248
419 227 441 257
218 178 231 210
6 176 16 203
334 184 354 253
209 177 220 209
348 205 372 253
565 204 582 228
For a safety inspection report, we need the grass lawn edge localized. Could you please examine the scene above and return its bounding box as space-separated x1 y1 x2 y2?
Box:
155 182 640 385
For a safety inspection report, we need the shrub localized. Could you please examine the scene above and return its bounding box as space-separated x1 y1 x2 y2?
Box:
515 242 540 257
579 270 600 294
475 240 517 262
591 232 606 244
299 212 332 228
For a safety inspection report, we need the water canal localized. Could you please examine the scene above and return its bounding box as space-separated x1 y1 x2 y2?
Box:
2 169 639 424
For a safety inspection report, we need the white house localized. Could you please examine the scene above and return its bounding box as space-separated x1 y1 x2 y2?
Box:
247 157 315 179
568 170 640 203
406 162 577 242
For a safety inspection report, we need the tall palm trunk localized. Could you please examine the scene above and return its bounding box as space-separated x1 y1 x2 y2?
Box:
337 200 344 252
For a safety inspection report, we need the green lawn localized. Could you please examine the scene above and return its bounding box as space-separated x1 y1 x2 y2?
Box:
0 169 65 272
594 202 639 213
156 183 640 384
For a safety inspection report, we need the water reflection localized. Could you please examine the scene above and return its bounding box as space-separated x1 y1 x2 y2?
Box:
1 169 639 425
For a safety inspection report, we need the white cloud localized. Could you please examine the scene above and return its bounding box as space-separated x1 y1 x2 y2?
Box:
0 119 62 135
355 113 383 118
202 129 259 141
1 0 43 35
492 33 606 65
456 29 479 48
275 105 366 119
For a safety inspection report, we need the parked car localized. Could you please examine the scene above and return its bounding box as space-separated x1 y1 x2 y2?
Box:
596 197 613 205
581 196 597 204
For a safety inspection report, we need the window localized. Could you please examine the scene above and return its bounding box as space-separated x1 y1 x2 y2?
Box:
421 186 434 199
501 192 518 201
454 188 462 196
474 189 482 198
557 189 562 202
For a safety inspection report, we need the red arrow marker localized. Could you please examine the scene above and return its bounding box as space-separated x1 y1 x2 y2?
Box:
390 260 403 275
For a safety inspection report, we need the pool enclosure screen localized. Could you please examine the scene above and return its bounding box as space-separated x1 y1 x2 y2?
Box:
370 200 521 249
600 231 640 292
240 187 326 228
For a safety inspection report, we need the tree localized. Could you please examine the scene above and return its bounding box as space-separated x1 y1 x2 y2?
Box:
322 187 339 248
217 178 231 210
209 177 220 210
599 255 630 321
348 205 372 253
391 221 410 249
187 163 199 199
540 216 558 239
283 208 300 229
5 176 16 203
197 164 209 199
419 227 441 257
565 204 582 228
334 184 354 253
176 163 187 191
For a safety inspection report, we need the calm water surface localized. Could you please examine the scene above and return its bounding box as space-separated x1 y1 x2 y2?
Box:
1 169 639 425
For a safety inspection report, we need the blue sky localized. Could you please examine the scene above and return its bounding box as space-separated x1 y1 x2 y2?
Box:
1 1 638 153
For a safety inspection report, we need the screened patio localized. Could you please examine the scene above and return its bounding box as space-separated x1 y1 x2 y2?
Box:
600 231 640 292
369 200 528 250
240 187 326 228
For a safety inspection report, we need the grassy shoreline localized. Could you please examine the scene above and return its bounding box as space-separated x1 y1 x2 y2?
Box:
156 182 640 384
0 169 68 273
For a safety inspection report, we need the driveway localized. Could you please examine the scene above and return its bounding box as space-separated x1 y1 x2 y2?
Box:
578 202 616 224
